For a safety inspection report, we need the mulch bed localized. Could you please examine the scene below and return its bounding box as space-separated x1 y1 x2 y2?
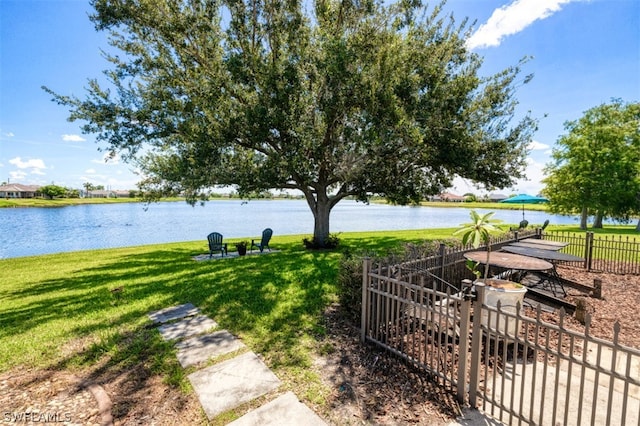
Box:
313 263 639 425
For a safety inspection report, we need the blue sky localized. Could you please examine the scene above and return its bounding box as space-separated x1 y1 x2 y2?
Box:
1 0 639 195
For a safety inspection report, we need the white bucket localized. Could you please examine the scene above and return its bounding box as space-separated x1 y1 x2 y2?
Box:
478 279 527 338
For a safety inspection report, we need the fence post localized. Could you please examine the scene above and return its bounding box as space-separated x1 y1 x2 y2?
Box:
438 243 446 284
585 232 594 271
457 279 473 404
593 278 602 299
468 282 486 408
360 257 371 343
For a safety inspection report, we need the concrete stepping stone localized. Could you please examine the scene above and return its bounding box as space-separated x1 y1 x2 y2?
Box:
227 391 327 426
175 330 246 368
188 351 281 419
148 303 200 324
157 315 218 341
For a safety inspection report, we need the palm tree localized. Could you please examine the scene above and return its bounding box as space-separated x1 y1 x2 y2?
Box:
454 211 503 281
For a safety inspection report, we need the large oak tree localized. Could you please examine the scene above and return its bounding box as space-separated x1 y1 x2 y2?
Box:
46 0 535 246
542 100 640 229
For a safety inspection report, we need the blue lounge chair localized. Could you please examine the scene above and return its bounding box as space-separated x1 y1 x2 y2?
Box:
251 228 273 253
207 232 228 258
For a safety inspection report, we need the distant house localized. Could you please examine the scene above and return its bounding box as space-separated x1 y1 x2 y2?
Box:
487 193 508 202
0 183 41 199
87 189 133 198
113 190 133 198
431 192 466 202
87 190 114 198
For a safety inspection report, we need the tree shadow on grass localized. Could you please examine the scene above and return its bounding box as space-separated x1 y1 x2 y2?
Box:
0 235 460 421
1 243 346 370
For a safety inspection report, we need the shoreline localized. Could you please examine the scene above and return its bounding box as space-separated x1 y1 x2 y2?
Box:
1 196 549 213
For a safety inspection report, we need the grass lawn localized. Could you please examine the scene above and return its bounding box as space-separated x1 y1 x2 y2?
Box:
418 200 550 213
1 225 637 414
0 197 185 208
0 229 457 405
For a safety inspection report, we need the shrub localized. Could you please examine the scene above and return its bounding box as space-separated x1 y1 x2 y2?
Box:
302 233 341 250
337 249 367 323
336 239 461 323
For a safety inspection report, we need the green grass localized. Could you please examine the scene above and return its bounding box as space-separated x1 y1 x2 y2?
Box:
0 229 457 410
0 197 187 208
1 225 637 410
418 200 550 213
0 230 456 368
546 225 640 236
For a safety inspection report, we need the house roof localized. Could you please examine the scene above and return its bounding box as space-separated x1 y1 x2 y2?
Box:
0 183 41 192
488 193 508 201
438 192 466 200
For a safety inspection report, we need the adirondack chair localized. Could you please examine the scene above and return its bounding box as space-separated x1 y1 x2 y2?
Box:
510 220 529 232
207 232 227 258
251 228 273 253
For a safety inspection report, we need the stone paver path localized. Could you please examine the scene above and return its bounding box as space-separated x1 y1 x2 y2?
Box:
157 315 218 341
148 303 200 324
227 391 327 426
148 303 327 425
188 352 281 419
175 330 246 368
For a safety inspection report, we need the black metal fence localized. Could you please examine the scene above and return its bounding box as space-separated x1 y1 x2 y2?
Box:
397 230 640 286
543 231 640 275
361 262 640 425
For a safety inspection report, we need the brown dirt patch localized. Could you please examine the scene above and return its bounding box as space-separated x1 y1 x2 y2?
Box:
0 368 101 425
0 363 203 426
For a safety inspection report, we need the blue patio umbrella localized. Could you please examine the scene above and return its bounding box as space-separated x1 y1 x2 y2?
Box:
500 194 549 220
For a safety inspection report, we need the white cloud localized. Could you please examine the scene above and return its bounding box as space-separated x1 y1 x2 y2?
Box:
466 0 580 50
451 156 548 196
511 157 547 195
9 157 46 169
5 132 14 137
92 152 121 165
9 170 27 180
528 140 550 151
85 168 97 174
62 134 86 142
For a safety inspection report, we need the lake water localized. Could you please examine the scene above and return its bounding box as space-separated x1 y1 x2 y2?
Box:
0 199 584 259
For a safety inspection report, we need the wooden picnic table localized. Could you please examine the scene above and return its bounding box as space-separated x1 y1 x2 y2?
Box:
464 251 553 275
501 245 584 296
521 238 569 248
501 245 583 263
509 241 564 251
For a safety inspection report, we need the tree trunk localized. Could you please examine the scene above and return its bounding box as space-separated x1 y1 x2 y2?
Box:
636 218 640 231
313 199 332 245
593 211 604 229
580 206 588 230
303 189 333 247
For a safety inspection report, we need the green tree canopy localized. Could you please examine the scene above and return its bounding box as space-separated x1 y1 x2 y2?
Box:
45 0 536 246
39 185 67 200
542 99 640 229
83 182 96 194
